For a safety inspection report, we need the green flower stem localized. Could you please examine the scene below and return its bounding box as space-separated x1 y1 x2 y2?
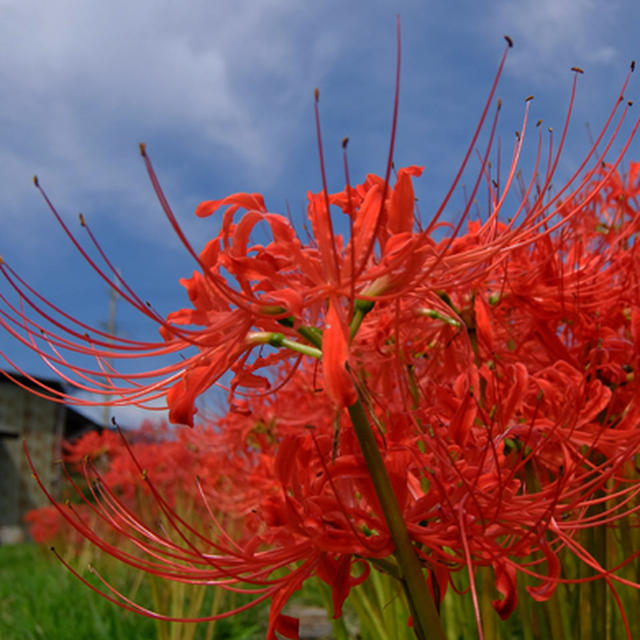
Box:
278 336 322 358
273 311 324 349
297 325 323 349
350 299 375 341
247 332 322 359
417 308 461 328
347 397 446 640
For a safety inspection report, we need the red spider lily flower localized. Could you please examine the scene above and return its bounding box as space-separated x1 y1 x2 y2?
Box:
8 55 636 435
62 428 123 464
0 34 494 425
24 504 77 544
8 24 640 640
3 52 636 426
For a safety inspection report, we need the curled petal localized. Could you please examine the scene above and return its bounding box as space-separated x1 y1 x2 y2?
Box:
492 560 518 619
167 354 233 426
274 614 300 640
388 165 423 234
166 370 205 427
474 295 494 348
317 556 370 618
195 192 267 218
322 302 356 409
502 363 528 423
351 184 382 259
307 192 339 284
263 288 305 317
526 542 561 602
267 572 308 640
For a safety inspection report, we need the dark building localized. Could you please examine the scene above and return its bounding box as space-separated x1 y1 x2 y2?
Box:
0 371 101 543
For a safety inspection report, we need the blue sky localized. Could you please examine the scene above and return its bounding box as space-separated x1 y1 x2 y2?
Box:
1 0 639 426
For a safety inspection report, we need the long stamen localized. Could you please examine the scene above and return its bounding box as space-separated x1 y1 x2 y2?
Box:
353 16 402 280
424 36 513 237
138 144 256 314
312 90 341 285
342 137 356 316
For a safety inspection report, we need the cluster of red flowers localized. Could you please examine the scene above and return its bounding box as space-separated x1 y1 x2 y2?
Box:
6 33 640 640
24 424 214 545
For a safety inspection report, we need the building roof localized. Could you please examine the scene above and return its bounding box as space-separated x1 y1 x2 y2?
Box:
0 368 103 437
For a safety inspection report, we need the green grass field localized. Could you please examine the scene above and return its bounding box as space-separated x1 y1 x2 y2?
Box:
0 543 266 640
0 542 154 639
3 540 638 640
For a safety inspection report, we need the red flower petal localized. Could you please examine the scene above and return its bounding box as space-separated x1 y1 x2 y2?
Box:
322 301 356 409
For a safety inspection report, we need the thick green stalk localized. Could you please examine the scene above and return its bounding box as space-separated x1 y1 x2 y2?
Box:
347 398 446 640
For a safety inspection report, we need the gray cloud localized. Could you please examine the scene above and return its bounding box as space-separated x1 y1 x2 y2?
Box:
0 0 359 247
485 0 624 82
